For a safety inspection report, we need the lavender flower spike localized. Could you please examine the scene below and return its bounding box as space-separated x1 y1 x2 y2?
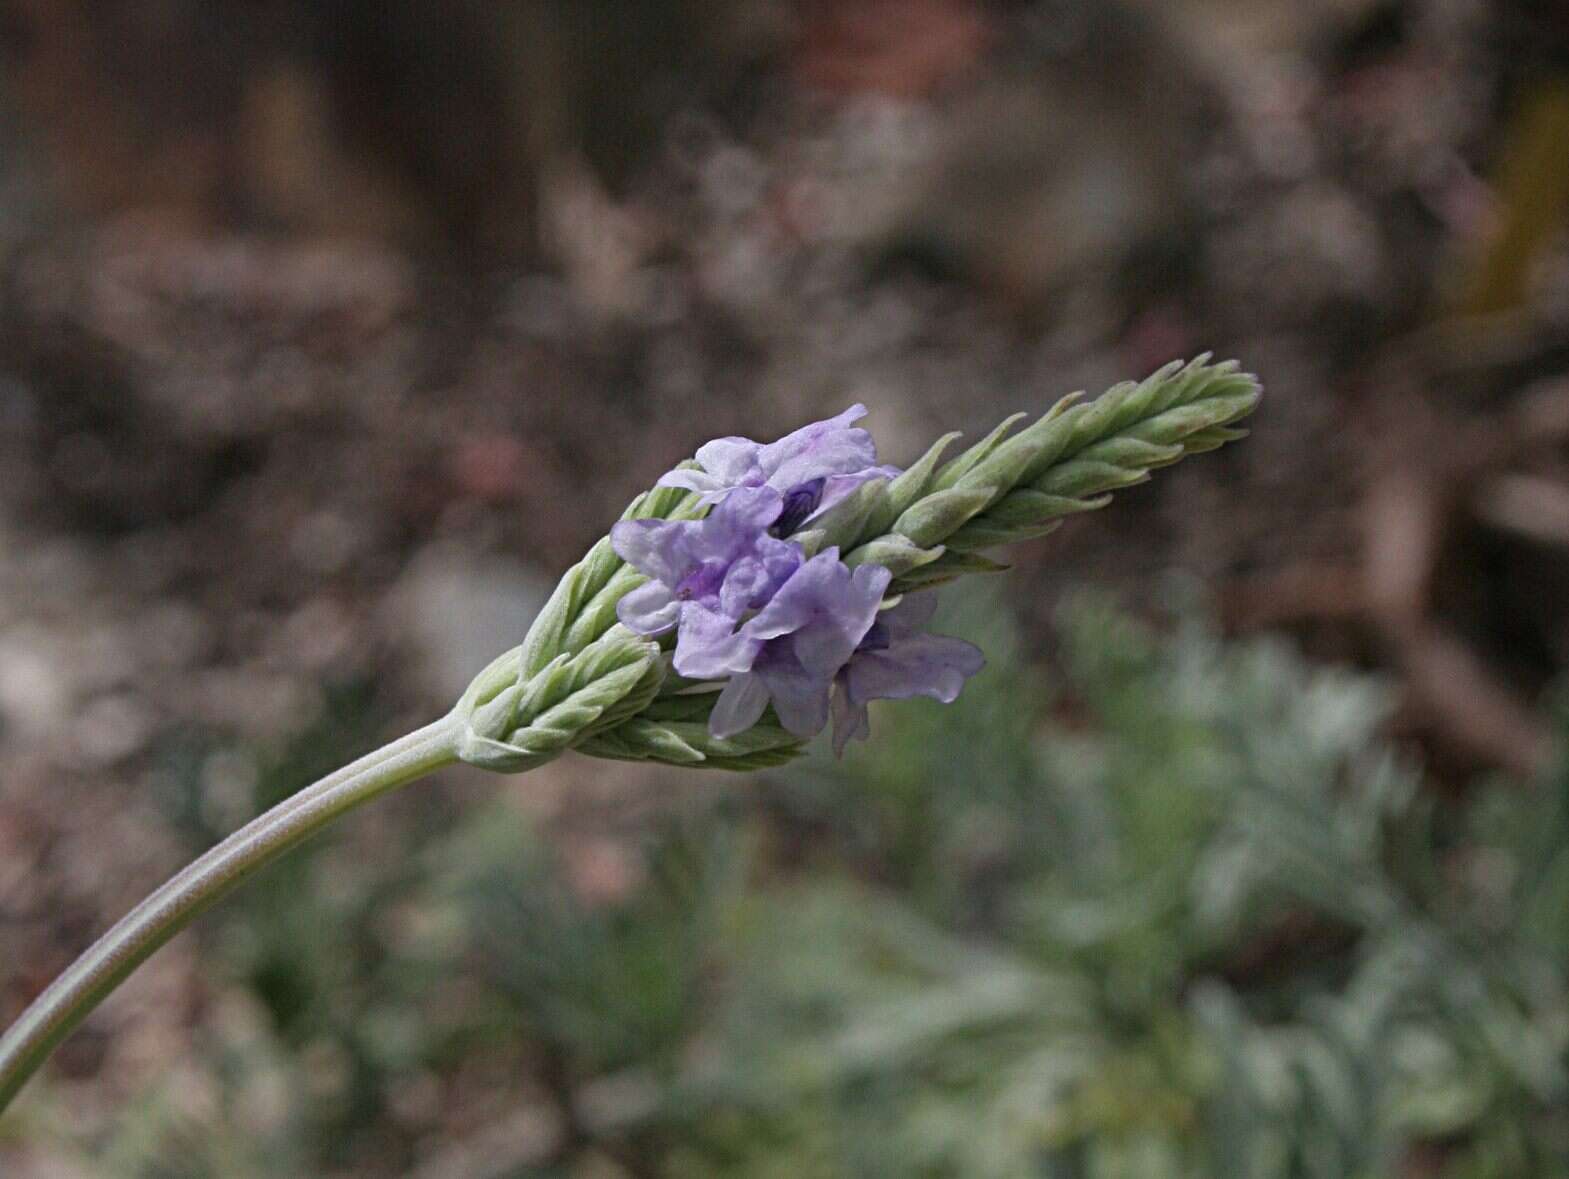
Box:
830 593 984 756
657 405 899 534
701 549 892 740
611 485 801 644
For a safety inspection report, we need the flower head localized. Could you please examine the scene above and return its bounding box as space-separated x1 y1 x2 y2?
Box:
611 485 802 646
830 593 984 755
580 357 1256 763
702 550 892 739
657 405 899 533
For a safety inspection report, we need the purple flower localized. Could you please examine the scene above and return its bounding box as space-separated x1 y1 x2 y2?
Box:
830 593 984 755
611 486 802 666
699 550 893 740
614 412 980 753
658 406 899 534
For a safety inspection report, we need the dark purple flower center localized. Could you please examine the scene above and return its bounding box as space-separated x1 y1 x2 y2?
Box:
675 561 727 602
773 478 826 536
858 618 891 652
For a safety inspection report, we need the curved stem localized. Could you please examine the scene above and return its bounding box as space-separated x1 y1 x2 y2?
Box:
0 714 462 1117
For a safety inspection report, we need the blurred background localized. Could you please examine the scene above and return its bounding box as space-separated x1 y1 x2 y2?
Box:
2 1 1569 1175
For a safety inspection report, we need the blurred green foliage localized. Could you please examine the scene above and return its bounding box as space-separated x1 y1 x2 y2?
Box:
21 595 1569 1177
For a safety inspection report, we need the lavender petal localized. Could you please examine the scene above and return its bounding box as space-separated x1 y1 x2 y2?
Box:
710 672 771 739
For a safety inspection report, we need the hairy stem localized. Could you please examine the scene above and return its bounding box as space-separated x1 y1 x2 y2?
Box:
0 715 461 1117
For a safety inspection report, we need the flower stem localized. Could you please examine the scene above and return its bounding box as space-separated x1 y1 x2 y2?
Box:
0 714 462 1117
